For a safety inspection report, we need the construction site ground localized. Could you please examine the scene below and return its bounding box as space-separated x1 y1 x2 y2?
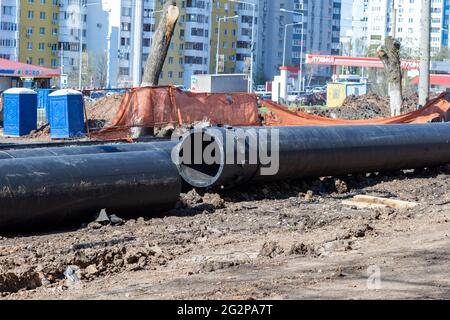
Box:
1 167 450 299
1 92 450 300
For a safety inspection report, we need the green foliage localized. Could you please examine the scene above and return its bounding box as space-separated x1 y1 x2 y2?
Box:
254 66 267 86
432 47 450 61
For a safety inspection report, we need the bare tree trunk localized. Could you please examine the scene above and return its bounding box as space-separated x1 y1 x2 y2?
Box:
131 0 179 138
377 37 403 116
141 0 179 87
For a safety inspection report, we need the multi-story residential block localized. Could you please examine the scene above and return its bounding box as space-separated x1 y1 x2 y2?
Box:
158 0 211 87
0 0 19 60
18 0 59 68
259 0 341 84
58 0 88 79
350 0 368 55
208 0 259 75
365 0 449 56
157 0 258 88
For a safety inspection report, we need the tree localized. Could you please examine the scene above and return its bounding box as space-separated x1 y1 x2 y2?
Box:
377 37 403 116
92 52 108 88
67 51 93 88
141 0 180 86
133 0 179 138
254 66 267 86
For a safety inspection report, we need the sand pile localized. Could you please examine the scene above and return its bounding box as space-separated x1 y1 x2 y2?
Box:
85 94 123 130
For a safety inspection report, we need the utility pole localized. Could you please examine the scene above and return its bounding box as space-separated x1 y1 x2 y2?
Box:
391 0 397 38
419 0 431 106
78 1 83 90
132 0 144 87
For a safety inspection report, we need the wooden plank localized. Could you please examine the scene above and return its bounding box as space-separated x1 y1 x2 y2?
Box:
342 200 387 209
351 195 419 210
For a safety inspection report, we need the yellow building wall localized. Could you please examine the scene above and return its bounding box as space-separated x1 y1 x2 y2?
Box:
156 0 238 86
210 0 237 74
19 0 59 69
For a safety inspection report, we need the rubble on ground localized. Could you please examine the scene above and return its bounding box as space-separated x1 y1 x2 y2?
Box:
296 91 443 120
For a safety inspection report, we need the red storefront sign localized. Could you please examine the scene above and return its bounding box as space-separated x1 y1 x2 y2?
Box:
305 54 420 70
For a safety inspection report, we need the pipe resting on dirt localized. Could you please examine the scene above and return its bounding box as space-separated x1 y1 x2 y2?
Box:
0 140 177 160
176 124 450 189
0 149 181 232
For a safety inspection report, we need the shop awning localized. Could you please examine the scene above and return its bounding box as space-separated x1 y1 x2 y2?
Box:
411 74 450 86
0 58 60 78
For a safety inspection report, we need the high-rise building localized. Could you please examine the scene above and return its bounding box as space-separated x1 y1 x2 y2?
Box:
157 0 211 87
258 0 341 84
18 0 59 68
350 0 368 56
0 0 20 61
58 0 88 80
209 0 258 76
365 0 449 56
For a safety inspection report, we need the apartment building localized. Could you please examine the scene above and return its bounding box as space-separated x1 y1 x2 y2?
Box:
365 0 449 56
258 0 341 84
350 0 368 55
0 0 19 60
207 0 258 75
18 0 59 68
57 0 88 80
157 0 211 87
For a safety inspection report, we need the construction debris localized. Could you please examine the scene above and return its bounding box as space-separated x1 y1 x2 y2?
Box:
343 195 419 210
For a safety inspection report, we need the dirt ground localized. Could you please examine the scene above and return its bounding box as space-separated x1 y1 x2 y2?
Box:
297 91 424 120
1 167 450 300
1 92 450 300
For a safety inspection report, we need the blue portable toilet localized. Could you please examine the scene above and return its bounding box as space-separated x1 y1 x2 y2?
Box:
48 89 86 139
37 89 55 122
2 88 37 136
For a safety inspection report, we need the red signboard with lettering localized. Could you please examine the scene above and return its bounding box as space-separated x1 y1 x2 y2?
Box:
305 54 420 70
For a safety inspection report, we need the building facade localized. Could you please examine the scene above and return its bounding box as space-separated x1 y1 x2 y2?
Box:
364 0 449 56
0 0 19 61
158 0 211 87
350 0 368 56
18 0 59 68
58 0 88 86
257 0 341 85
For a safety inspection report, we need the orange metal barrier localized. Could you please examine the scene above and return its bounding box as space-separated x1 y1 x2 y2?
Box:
262 93 450 126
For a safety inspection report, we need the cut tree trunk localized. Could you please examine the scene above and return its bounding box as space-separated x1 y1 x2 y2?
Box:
131 0 179 138
141 0 180 87
377 37 403 116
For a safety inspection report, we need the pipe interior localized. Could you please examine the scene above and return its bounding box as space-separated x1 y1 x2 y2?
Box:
178 131 224 188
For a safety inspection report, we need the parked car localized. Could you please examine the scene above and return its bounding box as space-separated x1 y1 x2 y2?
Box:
256 91 272 100
313 86 327 93
295 92 326 106
175 85 190 92
90 91 106 100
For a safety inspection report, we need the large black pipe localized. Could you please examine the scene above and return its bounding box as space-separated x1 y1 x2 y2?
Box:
0 140 177 160
177 124 450 188
0 150 181 232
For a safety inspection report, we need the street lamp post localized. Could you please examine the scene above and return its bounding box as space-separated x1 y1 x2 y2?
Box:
280 8 304 93
132 0 143 87
216 15 238 74
230 0 256 93
283 22 303 67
